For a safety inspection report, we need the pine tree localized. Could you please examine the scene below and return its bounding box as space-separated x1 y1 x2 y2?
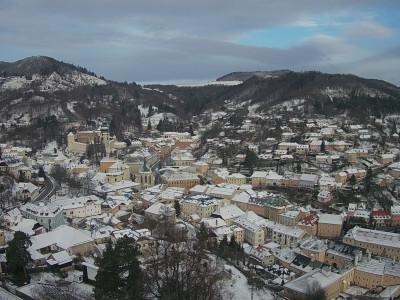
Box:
197 222 209 245
95 237 144 300
38 166 46 179
6 231 32 286
174 200 181 218
320 140 326 153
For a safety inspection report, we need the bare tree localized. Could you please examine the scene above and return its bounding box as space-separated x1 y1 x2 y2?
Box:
0 173 16 209
307 280 326 300
50 164 68 190
143 224 227 300
32 281 93 300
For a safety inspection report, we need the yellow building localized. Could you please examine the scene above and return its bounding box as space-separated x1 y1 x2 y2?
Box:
317 214 343 238
161 170 200 189
181 195 223 218
226 173 247 185
343 226 400 259
193 161 209 174
100 157 119 173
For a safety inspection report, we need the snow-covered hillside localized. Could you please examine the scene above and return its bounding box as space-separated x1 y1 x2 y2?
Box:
0 71 106 92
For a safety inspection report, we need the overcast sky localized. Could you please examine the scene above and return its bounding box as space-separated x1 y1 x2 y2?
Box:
1 0 399 85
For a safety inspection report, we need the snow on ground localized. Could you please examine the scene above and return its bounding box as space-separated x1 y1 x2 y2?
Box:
248 103 260 117
67 102 76 113
42 141 59 153
0 76 30 90
39 71 106 92
223 264 276 300
0 287 21 299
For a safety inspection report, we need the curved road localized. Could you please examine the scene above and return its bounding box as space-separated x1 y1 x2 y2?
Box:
33 175 56 202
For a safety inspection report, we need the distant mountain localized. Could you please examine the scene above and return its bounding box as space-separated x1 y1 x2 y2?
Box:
0 56 95 78
216 70 291 82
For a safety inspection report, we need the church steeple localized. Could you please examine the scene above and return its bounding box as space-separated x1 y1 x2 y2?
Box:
139 157 154 189
100 118 109 134
140 157 151 173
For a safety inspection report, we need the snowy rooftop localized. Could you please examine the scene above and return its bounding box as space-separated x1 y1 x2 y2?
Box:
344 226 400 248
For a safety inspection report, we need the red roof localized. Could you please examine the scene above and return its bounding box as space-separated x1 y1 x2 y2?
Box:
300 213 319 226
371 210 391 216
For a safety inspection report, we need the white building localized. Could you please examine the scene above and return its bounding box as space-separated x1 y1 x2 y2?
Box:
53 195 102 219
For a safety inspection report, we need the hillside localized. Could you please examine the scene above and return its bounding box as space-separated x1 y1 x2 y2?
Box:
1 56 400 149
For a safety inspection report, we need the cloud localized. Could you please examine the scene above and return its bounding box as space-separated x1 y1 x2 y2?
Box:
0 0 399 85
346 21 393 38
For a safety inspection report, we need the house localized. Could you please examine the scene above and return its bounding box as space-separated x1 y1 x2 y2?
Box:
378 153 395 165
317 191 333 203
391 206 400 226
111 228 156 257
181 194 223 219
371 210 391 227
226 173 247 186
272 224 306 248
234 217 264 246
245 245 274 267
299 173 318 188
317 214 343 238
18 182 39 201
53 195 102 219
251 171 267 187
297 213 319 236
20 202 65 230
284 268 345 300
28 225 94 266
144 202 176 224
212 204 245 226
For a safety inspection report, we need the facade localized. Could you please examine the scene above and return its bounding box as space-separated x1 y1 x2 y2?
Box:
53 196 102 219
67 119 116 154
181 194 223 219
343 226 400 259
138 159 155 189
160 170 200 189
234 217 265 246
317 214 343 238
272 224 306 248
29 225 95 264
21 202 65 230
226 173 247 185
299 174 319 188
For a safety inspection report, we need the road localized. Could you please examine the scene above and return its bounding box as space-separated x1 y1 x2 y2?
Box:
33 175 56 202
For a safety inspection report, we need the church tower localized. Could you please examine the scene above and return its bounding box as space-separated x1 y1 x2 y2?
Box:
99 118 111 154
138 158 154 189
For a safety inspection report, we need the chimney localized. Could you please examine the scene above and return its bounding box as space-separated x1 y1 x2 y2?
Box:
354 252 359 266
311 253 315 262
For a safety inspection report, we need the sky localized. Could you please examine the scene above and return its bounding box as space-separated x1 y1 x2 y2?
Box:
0 0 399 86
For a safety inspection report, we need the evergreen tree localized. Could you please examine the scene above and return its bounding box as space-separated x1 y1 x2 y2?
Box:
95 237 144 300
38 166 46 179
147 119 152 131
296 162 302 173
188 124 194 136
197 222 209 245
320 140 326 153
349 174 356 185
243 149 258 173
174 200 181 218
6 231 32 286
